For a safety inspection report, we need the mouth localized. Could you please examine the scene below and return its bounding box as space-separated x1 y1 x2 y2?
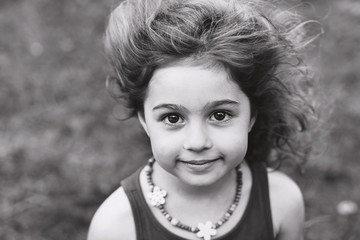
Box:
180 159 219 165
177 158 221 171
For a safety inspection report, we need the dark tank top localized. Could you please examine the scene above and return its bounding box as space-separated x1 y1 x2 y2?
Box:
121 161 274 240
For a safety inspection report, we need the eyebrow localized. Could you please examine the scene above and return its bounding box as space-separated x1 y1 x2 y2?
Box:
205 99 240 109
152 99 240 112
152 104 188 112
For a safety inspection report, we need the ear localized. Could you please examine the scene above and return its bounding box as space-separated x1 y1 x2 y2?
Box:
248 113 257 133
137 111 149 136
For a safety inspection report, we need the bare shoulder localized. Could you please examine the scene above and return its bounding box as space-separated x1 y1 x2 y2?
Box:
87 186 136 240
267 170 305 240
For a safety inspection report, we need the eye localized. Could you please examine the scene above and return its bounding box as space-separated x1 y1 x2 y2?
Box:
210 111 232 122
213 112 226 121
162 113 185 125
167 114 180 123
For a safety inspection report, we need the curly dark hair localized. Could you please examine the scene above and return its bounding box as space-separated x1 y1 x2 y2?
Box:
104 0 320 167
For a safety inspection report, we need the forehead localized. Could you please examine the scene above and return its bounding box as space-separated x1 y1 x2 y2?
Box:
144 63 248 107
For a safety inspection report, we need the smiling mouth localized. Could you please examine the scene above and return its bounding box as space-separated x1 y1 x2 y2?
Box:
179 158 219 165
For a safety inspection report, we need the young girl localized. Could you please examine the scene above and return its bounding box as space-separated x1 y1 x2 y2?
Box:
88 0 318 239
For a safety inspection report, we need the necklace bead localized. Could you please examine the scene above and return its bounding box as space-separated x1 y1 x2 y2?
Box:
146 158 243 240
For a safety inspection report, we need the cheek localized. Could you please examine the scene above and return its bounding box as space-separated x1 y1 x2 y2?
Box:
149 130 184 158
212 128 249 153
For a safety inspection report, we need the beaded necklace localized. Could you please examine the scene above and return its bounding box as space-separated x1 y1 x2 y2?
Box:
145 158 243 240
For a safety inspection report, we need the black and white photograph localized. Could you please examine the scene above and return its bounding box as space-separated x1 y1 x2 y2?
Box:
1 0 359 239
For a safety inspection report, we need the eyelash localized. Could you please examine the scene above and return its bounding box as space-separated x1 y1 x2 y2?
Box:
209 110 233 122
161 113 185 126
160 110 233 126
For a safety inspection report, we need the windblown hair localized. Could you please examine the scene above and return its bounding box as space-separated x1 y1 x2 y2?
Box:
104 0 320 167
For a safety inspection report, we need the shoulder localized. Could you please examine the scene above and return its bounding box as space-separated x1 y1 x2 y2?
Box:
87 186 136 240
267 170 304 240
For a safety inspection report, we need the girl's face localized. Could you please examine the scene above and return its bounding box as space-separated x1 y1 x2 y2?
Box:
138 63 255 187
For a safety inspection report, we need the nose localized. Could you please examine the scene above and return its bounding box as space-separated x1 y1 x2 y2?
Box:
183 122 213 152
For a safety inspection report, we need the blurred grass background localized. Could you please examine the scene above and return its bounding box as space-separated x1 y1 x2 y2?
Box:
0 0 359 239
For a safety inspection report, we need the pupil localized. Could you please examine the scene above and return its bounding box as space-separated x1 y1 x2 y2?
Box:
168 115 179 123
214 112 225 120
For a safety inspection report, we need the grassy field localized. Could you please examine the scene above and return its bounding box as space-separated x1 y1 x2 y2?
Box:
0 0 359 239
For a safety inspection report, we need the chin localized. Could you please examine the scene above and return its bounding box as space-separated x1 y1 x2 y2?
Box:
177 171 225 187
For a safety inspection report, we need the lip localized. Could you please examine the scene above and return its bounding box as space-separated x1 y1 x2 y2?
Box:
181 159 218 165
178 158 220 171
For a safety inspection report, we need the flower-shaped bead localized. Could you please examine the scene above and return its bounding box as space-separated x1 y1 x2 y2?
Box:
196 221 217 240
147 186 167 207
